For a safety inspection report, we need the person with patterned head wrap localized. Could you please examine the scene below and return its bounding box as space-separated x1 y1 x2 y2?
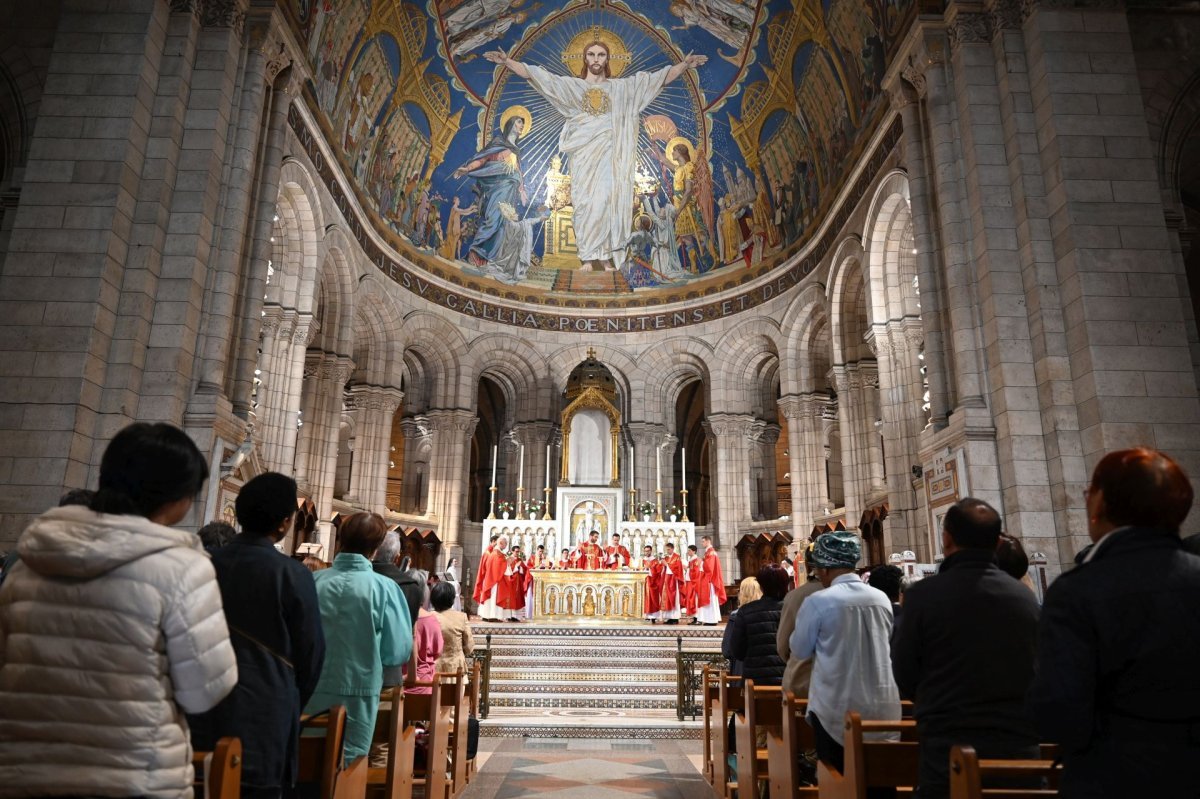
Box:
789 532 901 795
776 540 825 699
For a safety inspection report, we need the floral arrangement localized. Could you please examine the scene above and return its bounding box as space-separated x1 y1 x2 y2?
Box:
636 500 656 517
521 498 544 515
496 500 514 515
666 505 682 518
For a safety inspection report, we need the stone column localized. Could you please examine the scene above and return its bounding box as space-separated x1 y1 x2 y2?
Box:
627 422 668 510
750 422 781 520
231 72 295 418
306 355 353 539
397 416 432 514
706 412 756 546
346 385 404 512
276 315 316 474
905 30 989 411
779 394 828 540
886 77 952 428
512 421 556 514
425 409 478 552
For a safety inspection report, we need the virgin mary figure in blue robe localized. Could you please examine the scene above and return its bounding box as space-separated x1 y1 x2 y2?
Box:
453 106 530 268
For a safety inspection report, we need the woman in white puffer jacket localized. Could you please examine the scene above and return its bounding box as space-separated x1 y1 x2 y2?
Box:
0 422 238 799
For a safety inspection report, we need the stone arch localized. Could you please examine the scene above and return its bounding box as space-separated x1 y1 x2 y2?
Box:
351 276 405 387
466 334 551 422
863 170 919 324
1143 64 1200 210
269 162 323 312
827 236 870 365
547 345 638 419
714 317 783 415
314 226 358 356
399 310 468 407
780 282 831 395
637 337 715 427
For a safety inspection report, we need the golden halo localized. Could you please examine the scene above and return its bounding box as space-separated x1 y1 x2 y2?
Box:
665 136 695 166
499 105 533 137
562 25 632 78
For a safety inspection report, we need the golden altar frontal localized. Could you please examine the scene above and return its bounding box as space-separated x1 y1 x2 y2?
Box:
532 569 647 622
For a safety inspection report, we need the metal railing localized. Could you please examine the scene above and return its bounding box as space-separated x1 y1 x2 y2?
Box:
675 636 726 720
468 636 493 719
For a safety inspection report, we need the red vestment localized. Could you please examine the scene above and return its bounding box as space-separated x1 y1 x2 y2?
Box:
604 544 631 569
472 543 494 603
578 541 603 570
698 546 728 606
528 553 551 570
477 548 507 607
660 552 684 612
645 558 663 616
684 556 702 614
499 557 527 611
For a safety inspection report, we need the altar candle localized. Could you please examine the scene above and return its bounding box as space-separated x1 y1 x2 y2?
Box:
545 444 551 490
629 444 634 483
491 445 497 487
682 446 686 489
656 446 661 492
518 444 525 488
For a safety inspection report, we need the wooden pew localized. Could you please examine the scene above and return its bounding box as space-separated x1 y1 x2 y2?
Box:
949 745 1059 799
464 660 481 786
402 673 455 799
366 688 416 799
298 704 368 799
734 681 783 799
713 673 745 799
192 736 242 799
767 692 819 799
441 671 469 797
701 666 720 785
816 712 919 799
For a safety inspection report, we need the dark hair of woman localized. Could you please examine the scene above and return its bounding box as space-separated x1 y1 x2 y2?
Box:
338 512 388 556
756 563 791 600
1089 447 1193 533
236 472 298 536
430 581 456 612
89 423 208 518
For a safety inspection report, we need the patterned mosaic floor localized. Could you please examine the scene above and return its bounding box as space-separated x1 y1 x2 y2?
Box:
461 738 718 799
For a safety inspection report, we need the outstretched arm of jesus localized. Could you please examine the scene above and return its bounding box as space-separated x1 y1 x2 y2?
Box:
666 52 707 84
484 49 530 79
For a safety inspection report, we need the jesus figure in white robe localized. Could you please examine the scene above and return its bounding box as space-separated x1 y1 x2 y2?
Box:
485 42 707 271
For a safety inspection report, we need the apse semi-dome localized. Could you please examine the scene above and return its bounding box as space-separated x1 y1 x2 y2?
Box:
285 0 914 328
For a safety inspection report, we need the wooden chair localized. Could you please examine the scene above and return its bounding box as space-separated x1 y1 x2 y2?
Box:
366 687 416 799
298 704 368 799
713 673 744 799
402 673 454 799
192 736 242 799
766 691 819 799
816 711 919 799
949 745 1059 799
734 681 783 799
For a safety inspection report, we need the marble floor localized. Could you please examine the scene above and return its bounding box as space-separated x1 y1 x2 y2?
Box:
460 737 719 798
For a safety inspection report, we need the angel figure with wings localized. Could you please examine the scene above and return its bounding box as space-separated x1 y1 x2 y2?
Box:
651 137 718 274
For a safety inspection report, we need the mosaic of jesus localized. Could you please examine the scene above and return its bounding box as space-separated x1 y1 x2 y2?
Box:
299 0 910 300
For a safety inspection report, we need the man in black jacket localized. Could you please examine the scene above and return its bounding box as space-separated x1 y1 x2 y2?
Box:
189 472 326 798
891 498 1040 799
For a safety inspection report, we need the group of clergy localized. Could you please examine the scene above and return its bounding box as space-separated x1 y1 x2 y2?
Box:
471 531 727 625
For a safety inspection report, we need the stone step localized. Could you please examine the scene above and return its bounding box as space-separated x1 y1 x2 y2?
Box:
489 668 677 683
488 681 676 697
487 694 679 710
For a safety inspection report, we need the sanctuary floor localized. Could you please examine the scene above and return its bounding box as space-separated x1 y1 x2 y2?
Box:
461 738 719 798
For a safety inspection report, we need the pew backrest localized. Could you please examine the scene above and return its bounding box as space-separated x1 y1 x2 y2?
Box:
949 745 1060 799
766 692 817 799
816 711 919 799
297 704 350 799
192 736 242 799
734 681 784 799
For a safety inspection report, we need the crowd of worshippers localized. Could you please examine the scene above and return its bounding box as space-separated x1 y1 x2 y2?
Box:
469 528 728 625
0 422 474 799
717 446 1200 799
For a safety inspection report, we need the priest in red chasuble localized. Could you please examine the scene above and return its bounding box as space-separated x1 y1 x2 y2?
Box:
472 533 499 606
684 544 702 622
578 530 604 570
499 545 528 621
695 535 727 625
657 542 684 625
642 545 662 622
528 544 552 570
605 533 631 569
476 535 508 621
556 548 573 569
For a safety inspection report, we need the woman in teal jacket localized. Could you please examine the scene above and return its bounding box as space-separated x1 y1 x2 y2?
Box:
305 512 412 760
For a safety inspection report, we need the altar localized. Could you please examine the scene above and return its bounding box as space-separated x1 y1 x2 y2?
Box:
531 569 646 622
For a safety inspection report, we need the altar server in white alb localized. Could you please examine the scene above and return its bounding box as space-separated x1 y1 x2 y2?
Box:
484 40 706 271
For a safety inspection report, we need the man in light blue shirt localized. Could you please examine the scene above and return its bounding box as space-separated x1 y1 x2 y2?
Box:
789 531 901 785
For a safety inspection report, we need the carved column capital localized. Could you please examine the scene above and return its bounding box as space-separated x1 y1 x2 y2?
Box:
201 0 248 33
947 10 993 52
986 0 1023 32
321 355 354 385
706 412 757 440
426 408 479 437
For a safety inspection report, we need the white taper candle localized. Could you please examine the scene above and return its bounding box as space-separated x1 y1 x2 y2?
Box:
491 444 498 486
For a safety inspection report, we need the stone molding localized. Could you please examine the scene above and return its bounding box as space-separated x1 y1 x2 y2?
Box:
201 0 247 32
947 11 993 51
705 413 757 439
426 408 479 437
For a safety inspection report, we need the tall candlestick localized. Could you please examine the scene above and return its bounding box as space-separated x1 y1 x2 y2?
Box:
491 444 498 487
518 444 524 488
629 444 634 485
681 446 686 488
656 446 661 492
545 444 551 490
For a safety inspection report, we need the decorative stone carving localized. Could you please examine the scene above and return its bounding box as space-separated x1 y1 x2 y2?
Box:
901 63 928 99
201 0 246 32
948 12 993 50
169 0 202 17
987 0 1023 32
